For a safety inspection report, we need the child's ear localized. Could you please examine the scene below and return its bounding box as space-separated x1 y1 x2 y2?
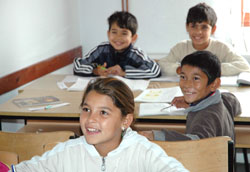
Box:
122 113 134 129
211 25 217 35
186 24 190 32
131 34 138 44
209 78 221 92
176 66 181 75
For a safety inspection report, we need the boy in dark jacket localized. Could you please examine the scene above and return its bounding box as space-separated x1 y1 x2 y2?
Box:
140 51 241 141
73 11 161 79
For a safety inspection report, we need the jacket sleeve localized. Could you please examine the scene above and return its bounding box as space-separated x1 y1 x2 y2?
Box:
158 43 185 76
124 48 161 79
73 45 103 77
219 43 250 76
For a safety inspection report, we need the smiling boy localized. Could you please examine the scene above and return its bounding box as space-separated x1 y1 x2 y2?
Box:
159 3 250 76
74 11 161 79
141 51 241 141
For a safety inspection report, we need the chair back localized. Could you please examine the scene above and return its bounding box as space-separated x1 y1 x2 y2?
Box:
0 131 75 162
0 150 19 168
153 136 234 172
43 142 60 152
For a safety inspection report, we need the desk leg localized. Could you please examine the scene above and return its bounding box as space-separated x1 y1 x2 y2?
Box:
0 119 1 130
243 148 249 172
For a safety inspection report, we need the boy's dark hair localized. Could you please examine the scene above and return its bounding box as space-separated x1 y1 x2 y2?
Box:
186 3 217 27
181 51 221 85
108 11 138 36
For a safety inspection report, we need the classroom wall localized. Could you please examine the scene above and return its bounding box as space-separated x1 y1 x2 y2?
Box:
0 0 81 131
79 0 247 56
0 0 81 102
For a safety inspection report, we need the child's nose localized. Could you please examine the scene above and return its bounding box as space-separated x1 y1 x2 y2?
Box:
184 79 193 88
195 27 202 33
87 112 99 122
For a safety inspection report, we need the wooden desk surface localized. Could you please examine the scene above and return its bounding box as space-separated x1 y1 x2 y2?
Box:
1 74 250 122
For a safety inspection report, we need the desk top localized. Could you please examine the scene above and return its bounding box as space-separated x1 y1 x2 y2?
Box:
0 74 250 122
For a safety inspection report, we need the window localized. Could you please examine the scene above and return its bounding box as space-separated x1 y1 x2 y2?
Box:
242 0 250 26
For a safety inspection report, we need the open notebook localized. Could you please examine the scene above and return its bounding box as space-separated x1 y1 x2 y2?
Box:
138 103 185 116
135 87 183 103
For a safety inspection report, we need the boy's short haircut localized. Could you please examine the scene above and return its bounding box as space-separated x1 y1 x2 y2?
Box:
186 3 217 27
181 51 221 85
108 11 138 36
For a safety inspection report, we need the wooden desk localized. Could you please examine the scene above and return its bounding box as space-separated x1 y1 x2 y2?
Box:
0 74 250 123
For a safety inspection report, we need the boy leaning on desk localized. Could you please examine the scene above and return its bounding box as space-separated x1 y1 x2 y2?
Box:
140 51 241 142
73 11 161 79
158 2 250 77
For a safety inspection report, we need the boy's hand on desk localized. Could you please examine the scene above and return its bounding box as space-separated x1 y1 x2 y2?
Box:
171 96 190 109
107 65 125 77
93 68 109 76
138 131 154 141
93 63 109 76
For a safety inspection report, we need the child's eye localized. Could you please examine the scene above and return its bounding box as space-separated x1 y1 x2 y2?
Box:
101 110 108 116
122 32 128 35
191 23 196 28
202 25 209 30
180 75 185 80
194 76 200 80
82 107 90 112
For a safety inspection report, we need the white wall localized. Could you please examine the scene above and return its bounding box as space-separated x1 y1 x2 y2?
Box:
79 0 121 56
0 0 81 100
0 0 81 131
79 0 247 56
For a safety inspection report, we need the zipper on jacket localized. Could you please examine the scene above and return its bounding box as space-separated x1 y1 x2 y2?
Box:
101 157 106 171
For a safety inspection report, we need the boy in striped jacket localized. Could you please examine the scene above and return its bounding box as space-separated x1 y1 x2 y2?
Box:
74 11 161 79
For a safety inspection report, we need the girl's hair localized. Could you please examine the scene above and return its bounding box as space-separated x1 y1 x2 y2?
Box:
80 77 134 117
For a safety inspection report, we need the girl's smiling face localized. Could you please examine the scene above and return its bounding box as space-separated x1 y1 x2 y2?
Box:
80 90 126 156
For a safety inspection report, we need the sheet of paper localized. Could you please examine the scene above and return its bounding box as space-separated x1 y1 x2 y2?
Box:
138 103 185 116
114 76 149 91
57 81 68 90
67 78 92 91
135 87 183 103
149 76 180 82
220 76 238 86
237 72 250 85
62 75 81 83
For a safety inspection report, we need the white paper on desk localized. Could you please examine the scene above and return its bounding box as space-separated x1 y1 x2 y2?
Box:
114 76 149 91
139 103 185 116
149 76 180 82
220 76 239 86
67 78 91 91
62 75 80 83
135 87 183 103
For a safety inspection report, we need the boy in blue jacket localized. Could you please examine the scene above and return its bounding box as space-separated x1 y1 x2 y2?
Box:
74 11 161 79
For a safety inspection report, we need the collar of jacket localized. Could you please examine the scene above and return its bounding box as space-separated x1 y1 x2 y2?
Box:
184 89 221 113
